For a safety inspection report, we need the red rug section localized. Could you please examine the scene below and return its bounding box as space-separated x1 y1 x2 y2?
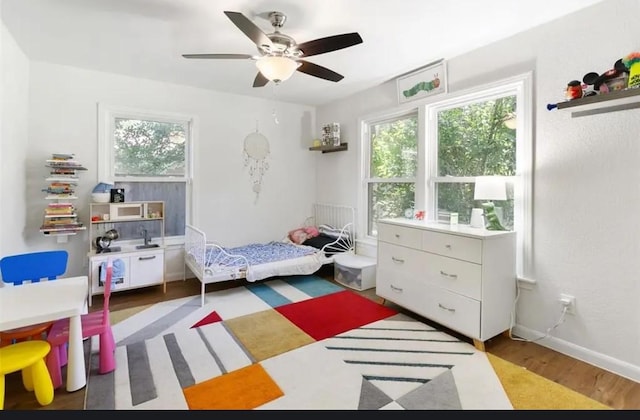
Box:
191 311 222 328
276 290 398 341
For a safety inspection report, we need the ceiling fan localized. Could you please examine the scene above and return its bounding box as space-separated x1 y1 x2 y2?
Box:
182 11 363 87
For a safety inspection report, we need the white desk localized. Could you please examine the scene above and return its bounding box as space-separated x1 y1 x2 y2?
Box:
0 276 88 392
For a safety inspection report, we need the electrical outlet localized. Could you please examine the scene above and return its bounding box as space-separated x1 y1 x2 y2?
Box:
560 293 576 315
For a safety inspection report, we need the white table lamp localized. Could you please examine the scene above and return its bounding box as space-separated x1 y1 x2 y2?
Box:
473 176 507 230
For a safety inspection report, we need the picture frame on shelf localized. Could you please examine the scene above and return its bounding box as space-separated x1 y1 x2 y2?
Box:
397 59 447 104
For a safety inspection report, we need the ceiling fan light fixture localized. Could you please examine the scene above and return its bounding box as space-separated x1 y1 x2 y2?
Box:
256 56 300 84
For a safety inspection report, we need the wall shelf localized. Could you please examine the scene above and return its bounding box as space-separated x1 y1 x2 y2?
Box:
556 87 640 117
40 153 87 243
308 142 348 153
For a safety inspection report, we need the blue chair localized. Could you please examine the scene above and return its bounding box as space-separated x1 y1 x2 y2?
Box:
0 250 68 285
0 250 69 347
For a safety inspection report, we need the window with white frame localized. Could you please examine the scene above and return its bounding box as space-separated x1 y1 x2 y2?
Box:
362 111 418 237
361 73 532 277
98 105 193 240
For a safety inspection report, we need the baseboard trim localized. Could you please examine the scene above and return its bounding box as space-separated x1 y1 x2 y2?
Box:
512 324 640 383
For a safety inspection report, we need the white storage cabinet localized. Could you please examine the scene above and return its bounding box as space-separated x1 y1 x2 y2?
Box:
376 219 516 351
334 253 377 291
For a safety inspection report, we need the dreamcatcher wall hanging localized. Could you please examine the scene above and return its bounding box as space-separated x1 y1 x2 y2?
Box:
243 122 270 202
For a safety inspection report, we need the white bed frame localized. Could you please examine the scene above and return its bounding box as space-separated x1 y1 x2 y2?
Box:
184 203 355 306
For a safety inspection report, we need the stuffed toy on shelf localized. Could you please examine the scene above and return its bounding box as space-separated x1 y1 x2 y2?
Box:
623 52 640 89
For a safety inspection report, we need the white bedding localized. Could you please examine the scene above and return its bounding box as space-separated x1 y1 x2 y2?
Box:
244 253 324 282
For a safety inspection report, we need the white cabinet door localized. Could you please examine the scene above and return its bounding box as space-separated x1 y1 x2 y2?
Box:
129 249 164 288
90 255 130 295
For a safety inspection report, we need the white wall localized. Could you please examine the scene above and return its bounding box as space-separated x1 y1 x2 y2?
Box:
22 62 317 279
316 0 640 382
0 18 29 260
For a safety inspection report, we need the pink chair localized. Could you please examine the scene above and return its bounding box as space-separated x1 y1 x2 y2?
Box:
46 259 116 389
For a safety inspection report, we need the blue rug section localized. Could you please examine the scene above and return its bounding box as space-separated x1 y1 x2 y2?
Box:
283 275 344 297
247 275 344 308
246 282 292 307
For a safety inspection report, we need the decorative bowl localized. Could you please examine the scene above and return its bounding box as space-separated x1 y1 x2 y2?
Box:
91 192 110 203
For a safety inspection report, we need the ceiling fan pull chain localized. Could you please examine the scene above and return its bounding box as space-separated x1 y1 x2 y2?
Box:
271 84 280 124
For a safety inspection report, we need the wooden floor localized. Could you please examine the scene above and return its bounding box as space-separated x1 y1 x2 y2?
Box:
5 267 640 410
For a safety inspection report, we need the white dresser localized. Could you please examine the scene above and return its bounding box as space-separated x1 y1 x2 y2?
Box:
376 218 516 351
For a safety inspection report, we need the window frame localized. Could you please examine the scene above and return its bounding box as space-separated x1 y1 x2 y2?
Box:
359 108 421 238
97 104 195 239
359 72 532 278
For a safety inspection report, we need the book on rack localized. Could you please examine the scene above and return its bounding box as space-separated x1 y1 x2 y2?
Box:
46 153 87 170
44 208 76 216
51 153 76 160
43 217 79 224
43 187 75 194
46 202 74 208
45 194 78 200
40 223 85 232
46 176 79 183
46 160 87 170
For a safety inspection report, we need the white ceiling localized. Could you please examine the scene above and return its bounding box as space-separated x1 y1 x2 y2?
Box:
2 0 604 106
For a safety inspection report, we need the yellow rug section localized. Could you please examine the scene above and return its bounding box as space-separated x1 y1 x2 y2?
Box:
110 304 153 325
183 363 283 410
224 309 315 362
487 353 611 410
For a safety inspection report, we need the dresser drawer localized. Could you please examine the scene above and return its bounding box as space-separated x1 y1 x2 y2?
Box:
423 285 480 339
377 241 424 277
421 230 482 263
423 252 482 300
376 269 428 316
378 222 422 250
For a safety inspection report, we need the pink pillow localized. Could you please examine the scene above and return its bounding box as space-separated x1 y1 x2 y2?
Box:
304 226 319 238
288 228 308 245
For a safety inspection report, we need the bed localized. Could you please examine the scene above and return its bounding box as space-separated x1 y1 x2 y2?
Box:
185 203 355 306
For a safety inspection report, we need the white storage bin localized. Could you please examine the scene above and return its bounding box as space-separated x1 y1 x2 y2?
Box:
334 253 377 291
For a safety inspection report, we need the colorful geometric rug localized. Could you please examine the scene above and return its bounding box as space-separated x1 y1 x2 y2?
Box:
85 275 512 410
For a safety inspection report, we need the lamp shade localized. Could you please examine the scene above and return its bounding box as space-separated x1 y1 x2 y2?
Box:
474 176 506 201
256 56 300 83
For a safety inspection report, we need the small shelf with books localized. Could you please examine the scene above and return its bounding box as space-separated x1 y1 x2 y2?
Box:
40 153 88 242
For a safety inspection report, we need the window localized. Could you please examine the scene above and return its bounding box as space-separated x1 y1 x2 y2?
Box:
360 73 532 277
427 91 517 227
98 105 193 240
362 111 418 237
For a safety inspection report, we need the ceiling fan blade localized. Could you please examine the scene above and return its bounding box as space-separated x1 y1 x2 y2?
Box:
224 11 273 49
297 60 344 82
182 53 253 59
297 33 363 58
253 72 269 88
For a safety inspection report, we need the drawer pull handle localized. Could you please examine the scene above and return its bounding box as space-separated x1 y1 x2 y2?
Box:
390 285 403 293
439 270 458 279
445 244 452 250
138 256 156 261
395 234 400 238
438 303 455 313
391 256 405 264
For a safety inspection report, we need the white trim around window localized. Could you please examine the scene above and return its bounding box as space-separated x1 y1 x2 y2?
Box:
97 103 195 183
